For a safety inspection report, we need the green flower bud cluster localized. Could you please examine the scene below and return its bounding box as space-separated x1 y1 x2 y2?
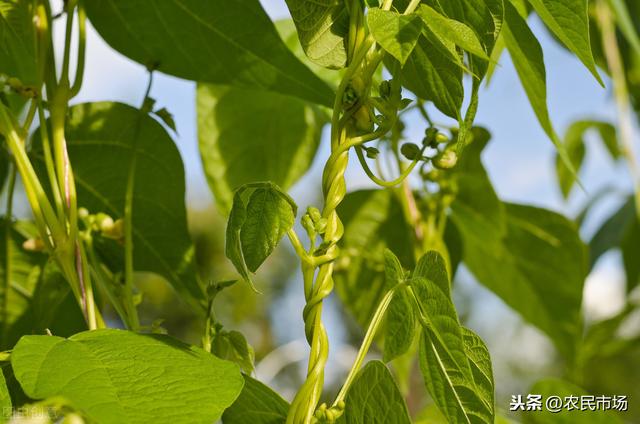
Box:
78 207 124 241
313 400 346 423
0 74 37 98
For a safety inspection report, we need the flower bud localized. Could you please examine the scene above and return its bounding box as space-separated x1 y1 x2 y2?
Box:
434 149 458 169
400 143 421 160
379 80 391 99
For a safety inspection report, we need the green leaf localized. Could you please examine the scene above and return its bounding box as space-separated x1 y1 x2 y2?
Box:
284 0 348 69
0 0 36 85
212 329 255 374
555 120 618 198
339 361 411 424
275 19 343 89
457 203 587 359
413 251 494 424
416 5 490 60
197 84 324 214
222 374 289 424
450 127 507 248
226 182 297 289
32 102 205 309
528 0 602 84
396 34 464 118
12 329 243 424
423 0 503 76
609 0 640 57
524 379 623 424
334 189 414 328
382 250 415 362
589 196 635 268
367 9 423 65
0 370 10 424
589 196 639 292
502 1 574 175
0 220 85 349
84 0 334 106
621 215 640 293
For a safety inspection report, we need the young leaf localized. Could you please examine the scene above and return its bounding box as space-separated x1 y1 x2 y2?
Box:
416 5 490 60
84 0 334 106
334 190 414 328
412 251 495 423
502 1 574 174
11 329 244 424
395 34 464 119
382 250 415 362
226 183 297 289
456 203 587 359
212 329 255 374
367 9 423 66
283 0 349 69
555 120 618 198
527 0 603 84
31 102 206 309
524 379 623 423
338 361 411 424
197 84 324 214
222 375 289 424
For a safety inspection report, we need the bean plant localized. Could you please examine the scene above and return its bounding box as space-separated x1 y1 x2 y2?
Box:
0 0 638 423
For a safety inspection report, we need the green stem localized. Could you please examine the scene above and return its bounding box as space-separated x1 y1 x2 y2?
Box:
120 74 155 333
69 0 86 98
597 0 640 218
332 286 398 407
355 145 424 187
37 102 65 220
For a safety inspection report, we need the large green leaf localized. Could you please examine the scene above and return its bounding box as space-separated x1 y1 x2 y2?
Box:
416 5 490 60
226 182 296 289
457 203 587 359
0 0 36 85
222 375 289 424
527 0 602 84
382 250 415 362
555 120 618 198
197 84 324 214
450 127 506 250
413 252 494 423
524 379 623 423
32 102 205 308
12 329 243 424
283 0 348 69
84 0 333 106
338 361 411 424
502 1 573 171
367 8 423 66
334 189 414 328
